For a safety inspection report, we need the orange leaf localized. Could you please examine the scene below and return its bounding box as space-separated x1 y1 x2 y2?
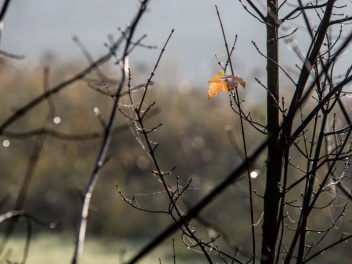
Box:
233 76 246 89
207 72 246 100
208 80 228 99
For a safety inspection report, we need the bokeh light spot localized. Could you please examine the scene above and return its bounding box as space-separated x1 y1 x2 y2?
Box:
53 116 61 124
250 170 259 179
2 139 10 148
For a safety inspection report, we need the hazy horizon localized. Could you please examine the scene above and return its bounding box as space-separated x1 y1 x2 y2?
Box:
2 0 267 86
2 1 350 98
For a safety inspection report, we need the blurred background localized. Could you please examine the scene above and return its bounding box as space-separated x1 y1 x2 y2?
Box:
0 0 352 263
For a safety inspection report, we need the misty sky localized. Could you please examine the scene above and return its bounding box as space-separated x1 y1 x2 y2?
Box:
2 1 351 92
1 0 269 85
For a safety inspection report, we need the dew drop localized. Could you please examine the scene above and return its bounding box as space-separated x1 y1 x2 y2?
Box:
2 139 10 148
250 170 259 179
93 107 100 115
53 116 61 124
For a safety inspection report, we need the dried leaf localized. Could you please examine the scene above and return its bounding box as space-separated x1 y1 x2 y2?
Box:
207 71 246 100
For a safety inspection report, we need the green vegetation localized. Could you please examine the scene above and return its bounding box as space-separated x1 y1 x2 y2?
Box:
2 233 207 264
0 59 253 262
0 59 261 238
1 57 351 263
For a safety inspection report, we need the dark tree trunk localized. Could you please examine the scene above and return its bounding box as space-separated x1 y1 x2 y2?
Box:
261 1 281 263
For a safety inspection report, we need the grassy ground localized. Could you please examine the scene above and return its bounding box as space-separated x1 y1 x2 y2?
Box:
1 232 205 264
5 232 350 264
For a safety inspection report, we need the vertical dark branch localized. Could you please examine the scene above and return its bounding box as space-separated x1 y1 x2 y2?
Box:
261 0 280 263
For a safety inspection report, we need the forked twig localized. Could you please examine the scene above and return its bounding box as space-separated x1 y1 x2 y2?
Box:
71 1 150 263
215 5 256 262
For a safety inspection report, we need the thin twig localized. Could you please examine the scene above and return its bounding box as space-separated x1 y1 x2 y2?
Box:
0 28 127 134
215 5 256 261
71 1 150 263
